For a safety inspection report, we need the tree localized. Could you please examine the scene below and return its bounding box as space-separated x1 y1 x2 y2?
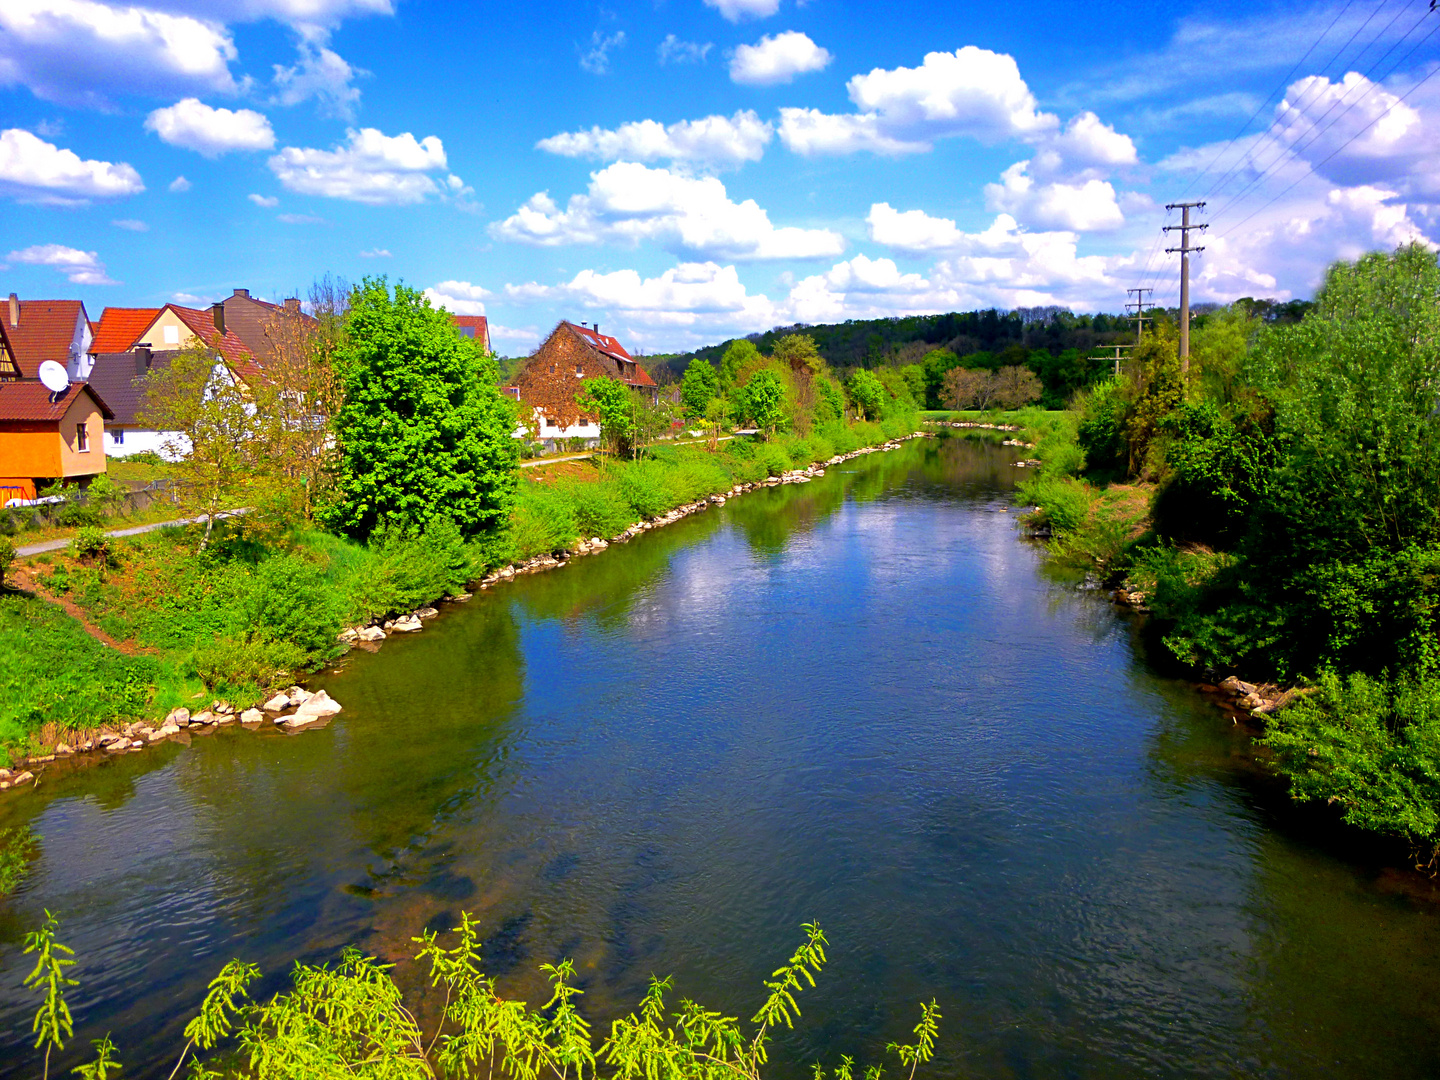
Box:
940 367 991 410
703 394 728 450
847 369 886 420
719 339 761 391
991 365 1043 409
771 333 824 376
745 369 785 436
326 277 519 542
577 375 638 457
139 342 259 551
679 359 718 418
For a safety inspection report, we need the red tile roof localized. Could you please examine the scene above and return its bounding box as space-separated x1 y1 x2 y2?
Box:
164 305 265 386
4 300 85 377
566 322 656 386
0 380 113 422
90 307 161 354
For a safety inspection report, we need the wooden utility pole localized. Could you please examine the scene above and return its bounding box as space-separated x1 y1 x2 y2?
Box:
1096 344 1130 378
1164 201 1207 376
1125 287 1152 344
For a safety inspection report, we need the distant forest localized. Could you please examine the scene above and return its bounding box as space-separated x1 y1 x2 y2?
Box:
636 298 1313 408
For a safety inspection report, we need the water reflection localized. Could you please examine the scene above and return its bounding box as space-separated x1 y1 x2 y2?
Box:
2 437 1440 1080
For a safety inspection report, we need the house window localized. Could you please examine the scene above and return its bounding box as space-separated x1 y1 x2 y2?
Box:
110 428 124 445
76 423 89 452
163 324 180 344
459 326 475 337
549 363 555 373
575 365 583 377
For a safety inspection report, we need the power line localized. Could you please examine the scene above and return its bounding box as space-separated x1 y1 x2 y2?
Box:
1164 202 1207 374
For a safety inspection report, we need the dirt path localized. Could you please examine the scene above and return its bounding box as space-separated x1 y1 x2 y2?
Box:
15 507 253 557
9 565 157 656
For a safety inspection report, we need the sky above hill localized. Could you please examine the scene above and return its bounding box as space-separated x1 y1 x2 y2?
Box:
0 0 1437 354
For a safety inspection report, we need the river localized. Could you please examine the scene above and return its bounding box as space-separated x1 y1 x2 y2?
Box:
2 435 1440 1079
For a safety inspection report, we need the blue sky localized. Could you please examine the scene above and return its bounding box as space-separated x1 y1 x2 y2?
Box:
1 0 1437 354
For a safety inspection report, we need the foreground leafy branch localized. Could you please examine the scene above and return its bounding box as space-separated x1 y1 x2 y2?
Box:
19 916 940 1080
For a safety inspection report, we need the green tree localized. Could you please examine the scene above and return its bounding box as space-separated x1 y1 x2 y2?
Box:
771 333 824 376
847 369 886 421
720 339 762 391
577 375 638 458
679 359 719 417
745 369 786 436
326 278 519 542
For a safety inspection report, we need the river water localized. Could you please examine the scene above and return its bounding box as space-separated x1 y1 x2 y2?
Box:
3 436 1440 1079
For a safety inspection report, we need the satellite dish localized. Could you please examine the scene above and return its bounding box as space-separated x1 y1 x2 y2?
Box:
38 360 68 394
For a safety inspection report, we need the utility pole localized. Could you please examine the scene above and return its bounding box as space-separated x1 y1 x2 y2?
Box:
1095 344 1130 378
1164 201 1207 376
1125 287 1153 344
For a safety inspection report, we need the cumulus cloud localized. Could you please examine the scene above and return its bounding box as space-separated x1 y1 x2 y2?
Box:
169 175 191 192
0 0 240 108
537 111 773 169
580 30 626 75
7 243 117 285
269 128 464 204
248 193 279 206
272 28 364 119
729 31 831 86
658 34 712 64
780 46 1056 156
0 128 143 205
984 163 1125 231
703 0 781 23
424 280 491 315
146 98 275 156
491 161 845 261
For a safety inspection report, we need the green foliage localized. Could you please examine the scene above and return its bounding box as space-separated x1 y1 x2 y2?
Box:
0 535 14 588
745 370 786 435
578 376 639 458
24 911 77 1080
72 526 110 562
84 474 127 520
719 339 761 391
1074 379 1128 476
351 518 477 620
1265 672 1440 859
1151 399 1275 546
328 277 519 542
679 359 719 418
847 370 886 421
71 1035 121 1080
55 501 101 529
243 554 345 659
0 823 38 895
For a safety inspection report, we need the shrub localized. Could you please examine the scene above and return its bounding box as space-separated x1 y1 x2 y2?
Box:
192 634 306 690
563 480 633 540
755 441 792 477
1018 474 1093 535
0 536 13 588
55 500 100 529
0 824 37 896
244 554 344 661
509 483 579 559
351 518 478 619
72 526 110 562
615 461 669 519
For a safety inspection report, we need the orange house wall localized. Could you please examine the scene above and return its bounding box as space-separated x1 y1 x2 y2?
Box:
0 399 107 482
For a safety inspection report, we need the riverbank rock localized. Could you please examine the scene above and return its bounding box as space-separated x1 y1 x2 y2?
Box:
165 707 191 727
415 607 439 619
191 711 218 726
392 615 423 633
240 708 264 724
262 692 291 712
356 625 385 642
338 627 359 643
294 690 342 718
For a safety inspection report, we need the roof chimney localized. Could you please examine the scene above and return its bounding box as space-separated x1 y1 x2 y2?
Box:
232 288 249 298
133 346 152 376
211 302 225 335
7 293 16 329
284 297 300 312
594 323 600 336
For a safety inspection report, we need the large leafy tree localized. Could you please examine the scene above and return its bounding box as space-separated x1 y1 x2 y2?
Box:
576 375 638 457
326 278 518 541
744 369 786 435
679 359 718 418
847 369 886 420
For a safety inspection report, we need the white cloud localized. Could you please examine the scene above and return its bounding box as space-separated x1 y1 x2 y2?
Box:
0 128 143 205
703 0 781 23
175 0 394 23
272 28 364 119
537 111 773 169
1034 111 1137 174
172 290 218 305
729 31 831 86
248 193 279 206
358 247 390 257
169 175 192 192
269 128 463 205
146 98 275 157
491 161 845 261
865 202 969 253
488 323 540 348
985 162 1125 231
658 35 712 64
781 46 1057 156
277 212 324 223
112 218 148 231
580 30 625 75
7 243 117 285
424 280 491 315
0 0 240 108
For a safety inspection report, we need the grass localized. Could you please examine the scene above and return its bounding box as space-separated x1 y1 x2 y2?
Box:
0 823 37 894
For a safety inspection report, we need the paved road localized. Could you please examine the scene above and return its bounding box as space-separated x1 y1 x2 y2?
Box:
519 434 737 469
16 508 252 557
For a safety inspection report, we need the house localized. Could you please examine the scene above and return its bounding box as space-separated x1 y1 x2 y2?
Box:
212 288 315 364
451 315 491 352
89 306 161 356
86 347 175 458
3 293 94 380
130 303 264 389
505 321 657 449
0 380 112 504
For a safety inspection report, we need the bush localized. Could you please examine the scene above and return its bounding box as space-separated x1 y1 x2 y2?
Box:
192 634 307 690
0 536 13 588
1075 379 1127 476
244 554 344 661
563 480 633 540
55 500 100 529
509 483 578 559
351 518 478 619
72 525 110 561
1018 474 1093 535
